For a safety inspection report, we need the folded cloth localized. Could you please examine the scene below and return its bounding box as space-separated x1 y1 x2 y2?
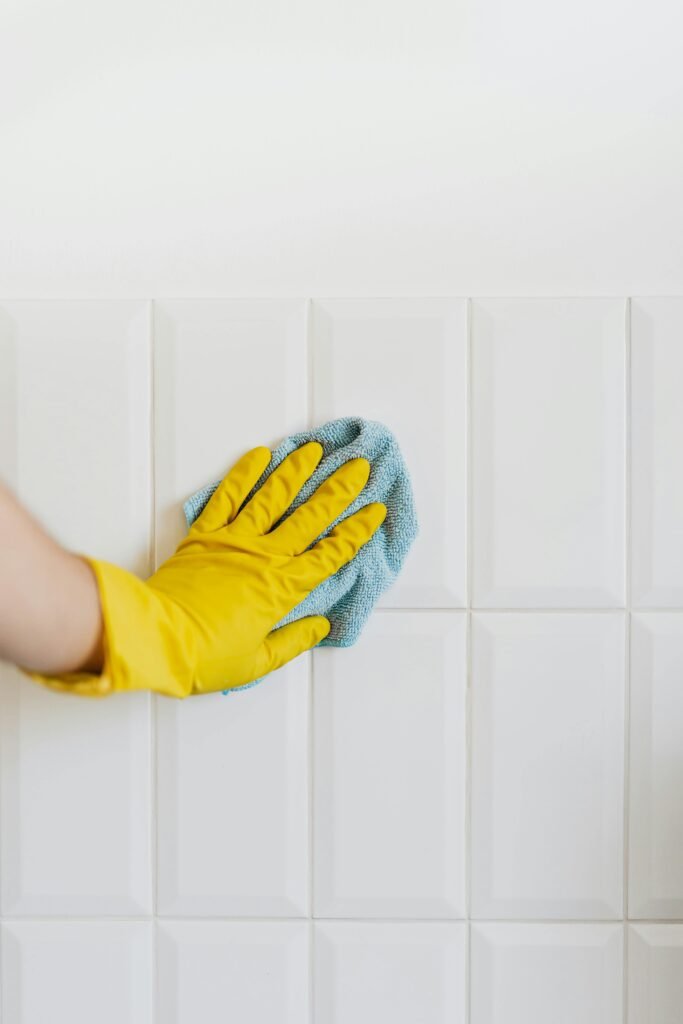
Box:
183 416 419 692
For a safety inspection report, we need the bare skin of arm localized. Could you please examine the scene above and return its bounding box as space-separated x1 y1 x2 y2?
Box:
0 481 104 675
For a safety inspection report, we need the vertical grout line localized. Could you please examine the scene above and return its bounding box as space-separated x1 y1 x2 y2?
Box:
465 297 473 1023
305 298 316 1023
149 300 159 1024
622 297 632 1023
309 918 316 1024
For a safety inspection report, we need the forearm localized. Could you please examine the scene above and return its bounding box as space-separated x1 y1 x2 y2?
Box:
0 481 104 674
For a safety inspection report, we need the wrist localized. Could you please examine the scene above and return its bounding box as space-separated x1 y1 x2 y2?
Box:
67 554 105 673
20 558 199 699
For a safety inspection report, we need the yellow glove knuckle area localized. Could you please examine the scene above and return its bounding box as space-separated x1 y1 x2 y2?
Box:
272 457 371 555
297 501 387 587
237 441 323 536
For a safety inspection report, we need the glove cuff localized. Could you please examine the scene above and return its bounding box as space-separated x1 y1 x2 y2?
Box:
20 557 198 699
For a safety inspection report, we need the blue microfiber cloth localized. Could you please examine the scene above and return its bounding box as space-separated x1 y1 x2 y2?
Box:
183 416 419 693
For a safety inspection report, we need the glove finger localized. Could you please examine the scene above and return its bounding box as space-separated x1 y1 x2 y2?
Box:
270 457 371 555
270 454 370 552
236 441 323 536
192 446 271 533
252 615 330 679
286 502 387 595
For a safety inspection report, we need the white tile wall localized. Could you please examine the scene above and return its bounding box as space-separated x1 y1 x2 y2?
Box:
471 611 625 919
629 613 683 918
314 612 466 918
0 296 681 1021
315 921 467 1024
631 298 683 607
2 921 153 1024
157 921 309 1024
471 923 624 1024
471 298 626 608
156 670 309 917
628 924 683 1024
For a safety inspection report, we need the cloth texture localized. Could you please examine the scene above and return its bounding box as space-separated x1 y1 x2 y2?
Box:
183 416 419 692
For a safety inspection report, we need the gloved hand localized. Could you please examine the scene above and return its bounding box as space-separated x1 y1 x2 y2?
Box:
21 441 385 698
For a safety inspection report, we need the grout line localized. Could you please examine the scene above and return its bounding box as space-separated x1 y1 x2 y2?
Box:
0 921 162 929
308 915 632 925
622 297 632 1024
305 297 316 1024
4 293 683 302
0 913 665 924
309 918 315 1023
150 299 159 1024
465 673 472 1024
373 606 637 614
466 920 472 1023
308 656 315 1024
308 658 316 1024
374 605 683 613
465 297 473 1024
623 922 629 1021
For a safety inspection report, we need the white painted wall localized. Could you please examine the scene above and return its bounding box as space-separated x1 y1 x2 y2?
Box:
1 0 682 298
1 2 682 1021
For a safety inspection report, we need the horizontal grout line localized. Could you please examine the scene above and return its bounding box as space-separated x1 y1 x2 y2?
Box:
377 606 627 614
342 917 679 928
2 294 682 302
376 606 683 614
0 915 677 925
0 916 156 924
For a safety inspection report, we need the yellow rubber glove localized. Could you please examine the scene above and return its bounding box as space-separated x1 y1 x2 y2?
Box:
22 441 386 699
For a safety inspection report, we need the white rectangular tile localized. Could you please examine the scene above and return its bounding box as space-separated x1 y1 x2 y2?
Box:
157 921 308 1024
629 613 683 917
0 299 152 566
631 297 683 606
314 922 466 1024
314 612 466 918
156 661 309 916
0 673 152 915
0 300 153 915
471 612 625 918
628 924 683 1024
153 298 307 561
471 923 623 1024
472 297 626 607
311 298 467 607
2 921 152 1024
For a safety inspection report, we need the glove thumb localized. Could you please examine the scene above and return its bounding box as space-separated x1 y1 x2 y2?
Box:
254 615 331 679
